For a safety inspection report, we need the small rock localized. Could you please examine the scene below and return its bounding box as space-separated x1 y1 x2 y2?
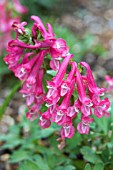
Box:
104 9 113 20
1 154 10 161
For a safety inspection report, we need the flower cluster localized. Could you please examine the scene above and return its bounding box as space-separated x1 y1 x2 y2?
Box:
4 16 110 139
0 0 27 55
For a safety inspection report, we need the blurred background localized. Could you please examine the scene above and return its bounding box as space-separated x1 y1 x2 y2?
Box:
0 0 113 170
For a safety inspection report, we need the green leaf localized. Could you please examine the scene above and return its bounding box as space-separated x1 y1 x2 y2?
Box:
33 155 50 170
18 160 40 170
93 162 104 170
46 70 57 76
38 127 56 138
80 146 102 164
10 150 30 163
67 133 82 149
84 163 91 170
64 165 76 170
55 165 76 170
94 116 109 135
0 82 21 119
0 58 10 76
74 160 86 169
55 167 64 170
1 139 22 149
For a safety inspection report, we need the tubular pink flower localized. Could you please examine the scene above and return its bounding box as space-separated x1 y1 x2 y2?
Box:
26 94 35 106
81 103 92 117
31 15 53 40
46 23 56 38
4 43 24 66
60 62 77 96
50 59 60 71
94 98 110 118
39 111 51 129
8 39 42 49
67 106 79 118
48 54 73 87
26 50 47 85
67 99 80 118
0 0 27 55
77 116 93 134
26 105 38 122
80 62 106 94
50 39 69 59
34 69 45 107
52 79 75 125
46 54 73 102
13 0 28 14
13 52 36 80
77 122 90 134
76 68 91 105
12 21 27 35
61 123 75 138
35 69 44 96
19 82 35 95
89 92 101 106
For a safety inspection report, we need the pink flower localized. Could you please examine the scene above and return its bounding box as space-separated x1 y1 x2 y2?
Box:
26 105 38 122
13 52 35 80
81 103 92 117
31 15 55 40
80 62 106 95
4 44 24 68
76 68 91 105
61 123 75 138
105 75 113 92
50 59 60 71
67 105 79 118
60 62 77 96
39 111 51 128
13 0 28 14
50 38 69 58
46 54 73 103
0 0 27 55
77 116 94 134
77 122 90 134
12 21 27 36
94 98 110 118
26 50 47 85
52 79 75 125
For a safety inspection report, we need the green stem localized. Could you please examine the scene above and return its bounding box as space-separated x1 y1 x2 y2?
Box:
0 82 21 119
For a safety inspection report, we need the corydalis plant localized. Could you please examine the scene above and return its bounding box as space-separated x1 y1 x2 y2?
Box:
0 0 27 55
4 16 110 142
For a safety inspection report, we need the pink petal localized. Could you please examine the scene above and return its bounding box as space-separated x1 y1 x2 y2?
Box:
61 125 75 138
77 122 90 134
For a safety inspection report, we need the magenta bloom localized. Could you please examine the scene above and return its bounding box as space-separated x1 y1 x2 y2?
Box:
13 0 28 14
61 123 75 138
76 67 91 105
0 0 27 55
60 62 77 96
77 116 94 134
94 98 110 118
80 62 106 95
39 111 51 129
46 54 73 104
4 15 110 142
